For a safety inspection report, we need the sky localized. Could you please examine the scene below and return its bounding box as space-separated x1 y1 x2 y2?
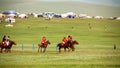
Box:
39 0 120 6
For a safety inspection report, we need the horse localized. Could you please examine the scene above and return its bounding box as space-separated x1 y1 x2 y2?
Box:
57 42 67 53
0 40 16 53
57 40 79 53
68 40 79 51
38 40 50 53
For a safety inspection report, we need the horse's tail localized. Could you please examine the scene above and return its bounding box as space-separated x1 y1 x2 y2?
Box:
38 43 41 47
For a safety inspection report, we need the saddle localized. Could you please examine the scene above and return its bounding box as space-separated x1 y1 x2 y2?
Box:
41 43 46 47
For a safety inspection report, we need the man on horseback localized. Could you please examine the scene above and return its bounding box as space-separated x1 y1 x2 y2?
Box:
62 37 67 46
67 35 72 47
6 36 10 46
2 35 7 47
2 35 6 43
2 35 11 47
41 36 47 46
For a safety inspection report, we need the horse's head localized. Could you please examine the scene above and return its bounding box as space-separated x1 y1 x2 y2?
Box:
72 40 79 45
10 40 16 45
46 40 51 44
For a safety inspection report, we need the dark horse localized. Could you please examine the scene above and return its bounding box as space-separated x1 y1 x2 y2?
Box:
57 40 79 53
38 40 50 53
0 40 16 53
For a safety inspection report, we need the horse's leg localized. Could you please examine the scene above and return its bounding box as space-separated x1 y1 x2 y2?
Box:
0 47 3 53
43 48 46 53
6 49 8 53
64 47 67 52
38 47 40 53
59 47 61 53
9 48 11 53
4 48 7 53
72 47 75 51
5 48 9 53
0 48 1 53
40 47 42 52
68 47 71 52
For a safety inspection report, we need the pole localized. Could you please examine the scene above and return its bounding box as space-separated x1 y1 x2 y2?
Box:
32 44 35 51
56 44 58 51
22 43 24 50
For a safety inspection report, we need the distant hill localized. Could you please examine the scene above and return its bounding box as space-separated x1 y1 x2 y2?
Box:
0 0 120 17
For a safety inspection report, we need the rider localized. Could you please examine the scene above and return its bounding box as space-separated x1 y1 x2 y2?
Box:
2 35 6 44
41 36 47 46
6 36 10 46
67 35 72 46
62 37 67 46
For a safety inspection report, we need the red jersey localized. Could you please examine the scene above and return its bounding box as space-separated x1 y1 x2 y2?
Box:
42 37 46 43
68 36 72 41
62 38 67 42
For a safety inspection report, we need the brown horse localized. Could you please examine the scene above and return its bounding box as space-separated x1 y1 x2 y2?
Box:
69 40 79 51
0 40 16 53
38 40 50 53
57 40 79 53
57 42 69 53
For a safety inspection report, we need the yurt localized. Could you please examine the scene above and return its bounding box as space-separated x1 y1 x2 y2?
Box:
7 14 17 18
2 10 18 18
94 16 104 19
61 12 76 18
61 14 68 18
0 13 5 18
5 17 15 23
18 14 28 18
116 17 120 20
67 12 76 18
2 10 18 15
79 14 87 18
54 14 61 18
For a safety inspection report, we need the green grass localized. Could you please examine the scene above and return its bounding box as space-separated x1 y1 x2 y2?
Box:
0 48 120 68
0 16 120 68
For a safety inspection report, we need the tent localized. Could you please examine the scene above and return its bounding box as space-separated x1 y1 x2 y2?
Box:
116 17 120 20
61 12 76 18
67 15 74 18
2 10 18 15
86 16 92 19
94 16 104 19
79 14 87 18
33 13 43 18
42 12 54 19
67 12 76 18
54 14 61 18
18 14 28 18
5 17 15 23
61 14 68 18
7 14 17 18
0 14 5 18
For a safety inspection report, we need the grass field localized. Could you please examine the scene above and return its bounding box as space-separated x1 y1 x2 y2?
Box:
0 16 120 68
